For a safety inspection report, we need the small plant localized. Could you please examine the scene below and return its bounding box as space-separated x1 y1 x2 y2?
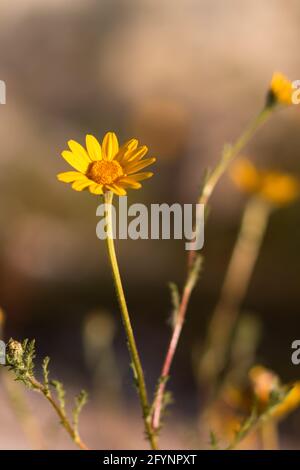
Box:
6 339 88 450
2 71 298 450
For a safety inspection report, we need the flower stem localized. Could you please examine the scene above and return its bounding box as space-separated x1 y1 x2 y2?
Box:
189 106 272 264
26 374 89 450
151 271 196 431
151 106 273 432
199 197 271 394
104 191 158 450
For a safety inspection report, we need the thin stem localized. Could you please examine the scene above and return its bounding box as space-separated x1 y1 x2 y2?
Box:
152 277 194 430
104 191 158 450
189 106 272 265
151 106 273 431
226 403 281 450
199 197 271 394
26 374 89 450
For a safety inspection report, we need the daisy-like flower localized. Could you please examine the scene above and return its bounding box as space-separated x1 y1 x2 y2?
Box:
231 158 299 207
57 132 156 196
267 72 293 106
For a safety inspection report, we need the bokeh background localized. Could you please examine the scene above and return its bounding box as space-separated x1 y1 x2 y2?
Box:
0 0 300 449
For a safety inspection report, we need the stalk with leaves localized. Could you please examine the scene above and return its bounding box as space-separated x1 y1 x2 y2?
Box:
6 338 88 450
151 71 295 432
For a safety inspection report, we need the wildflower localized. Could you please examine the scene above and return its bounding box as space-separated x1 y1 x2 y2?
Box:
267 72 293 106
249 366 300 420
249 365 279 404
57 132 155 196
272 382 300 419
7 339 23 362
259 172 299 206
230 159 261 194
231 158 299 207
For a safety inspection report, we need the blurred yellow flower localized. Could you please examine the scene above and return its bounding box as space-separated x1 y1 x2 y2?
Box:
231 159 299 207
57 132 155 196
249 366 300 420
269 72 292 106
230 159 261 194
249 365 279 405
260 172 299 206
272 382 300 419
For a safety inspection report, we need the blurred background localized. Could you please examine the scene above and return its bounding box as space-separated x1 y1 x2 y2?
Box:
0 0 300 449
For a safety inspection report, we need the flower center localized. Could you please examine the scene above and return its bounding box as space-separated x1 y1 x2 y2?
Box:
87 160 123 185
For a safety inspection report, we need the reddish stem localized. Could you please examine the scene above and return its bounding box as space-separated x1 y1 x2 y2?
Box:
152 282 193 430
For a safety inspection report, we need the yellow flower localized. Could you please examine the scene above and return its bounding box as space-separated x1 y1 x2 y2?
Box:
57 132 155 196
249 365 279 405
231 158 299 207
249 366 300 420
272 382 300 419
269 72 293 106
260 171 299 206
230 159 261 194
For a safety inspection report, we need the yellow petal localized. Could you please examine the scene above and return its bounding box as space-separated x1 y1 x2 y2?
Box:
89 183 104 195
105 184 127 196
102 132 119 161
86 135 102 161
57 171 85 183
122 146 148 164
68 140 91 164
118 177 142 189
128 172 153 182
120 138 139 152
115 139 139 162
125 157 156 175
61 150 90 173
72 177 92 191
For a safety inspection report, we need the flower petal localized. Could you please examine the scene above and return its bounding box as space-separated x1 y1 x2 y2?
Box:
125 157 156 175
89 183 104 195
61 150 90 173
127 172 154 182
57 171 85 183
86 135 102 161
121 146 148 164
68 140 91 164
72 176 93 191
105 184 127 196
115 139 139 162
117 177 142 189
102 132 119 161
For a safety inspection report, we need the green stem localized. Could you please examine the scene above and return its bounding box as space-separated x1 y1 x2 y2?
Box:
152 106 274 431
199 107 272 207
104 191 158 450
199 197 271 395
27 374 89 450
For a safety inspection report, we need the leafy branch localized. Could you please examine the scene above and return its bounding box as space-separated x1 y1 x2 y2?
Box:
151 254 203 431
226 387 291 450
5 338 89 450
